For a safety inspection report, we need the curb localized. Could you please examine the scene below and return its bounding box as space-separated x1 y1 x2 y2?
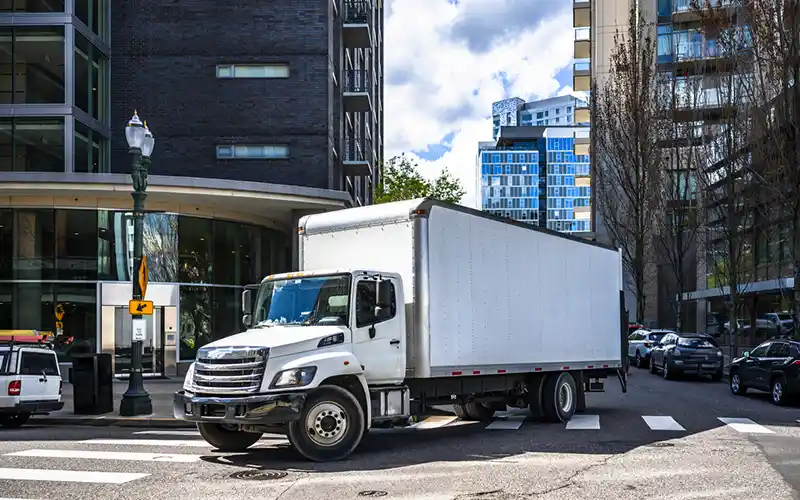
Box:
30 416 195 428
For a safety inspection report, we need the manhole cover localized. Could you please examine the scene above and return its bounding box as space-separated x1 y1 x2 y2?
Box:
230 470 288 480
358 491 388 497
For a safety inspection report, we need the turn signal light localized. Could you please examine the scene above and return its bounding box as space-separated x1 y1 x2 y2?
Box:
59 380 63 395
7 380 20 396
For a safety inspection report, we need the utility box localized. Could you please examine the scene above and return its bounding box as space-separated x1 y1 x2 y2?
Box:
71 353 113 414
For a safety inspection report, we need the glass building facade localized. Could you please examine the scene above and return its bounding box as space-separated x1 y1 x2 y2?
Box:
0 208 290 366
0 0 111 174
479 130 591 234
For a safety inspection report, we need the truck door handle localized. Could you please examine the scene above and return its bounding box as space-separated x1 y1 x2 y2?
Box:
390 339 400 345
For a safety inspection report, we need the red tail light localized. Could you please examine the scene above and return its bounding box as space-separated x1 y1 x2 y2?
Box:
8 380 20 396
59 380 63 395
792 360 800 366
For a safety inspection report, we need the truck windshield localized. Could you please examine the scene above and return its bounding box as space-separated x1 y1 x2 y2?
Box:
252 274 351 327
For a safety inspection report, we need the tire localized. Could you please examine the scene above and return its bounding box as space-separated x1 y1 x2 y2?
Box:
0 412 30 429
634 352 642 368
197 423 262 451
541 372 577 423
729 370 747 395
771 378 788 406
649 357 656 374
288 385 365 462
465 402 495 421
453 403 469 420
662 360 675 380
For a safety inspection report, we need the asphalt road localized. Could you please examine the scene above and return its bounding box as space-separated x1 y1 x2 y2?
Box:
0 369 798 500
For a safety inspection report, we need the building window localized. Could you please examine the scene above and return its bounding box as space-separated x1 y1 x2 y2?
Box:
75 0 110 40
216 64 289 79
0 117 65 172
216 144 289 159
0 26 65 104
75 120 108 173
75 32 109 123
0 0 64 11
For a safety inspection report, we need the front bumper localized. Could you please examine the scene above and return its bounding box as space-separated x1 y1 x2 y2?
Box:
0 400 64 415
173 390 306 425
670 359 722 375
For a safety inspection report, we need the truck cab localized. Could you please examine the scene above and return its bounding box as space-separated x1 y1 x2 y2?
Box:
0 333 65 428
174 269 407 461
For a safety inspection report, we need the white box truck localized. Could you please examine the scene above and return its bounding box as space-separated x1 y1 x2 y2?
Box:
174 199 628 461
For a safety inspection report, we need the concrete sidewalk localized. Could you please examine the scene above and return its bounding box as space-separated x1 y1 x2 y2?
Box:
31 378 193 428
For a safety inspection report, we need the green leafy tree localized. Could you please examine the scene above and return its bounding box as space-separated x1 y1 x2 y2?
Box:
376 154 465 204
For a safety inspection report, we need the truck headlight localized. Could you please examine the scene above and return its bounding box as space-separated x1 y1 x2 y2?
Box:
183 362 195 392
270 367 317 388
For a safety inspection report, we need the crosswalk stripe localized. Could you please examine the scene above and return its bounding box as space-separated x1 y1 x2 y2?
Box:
565 414 600 430
413 415 458 429
718 417 775 434
7 449 201 463
133 430 201 436
80 439 212 447
0 467 148 484
642 415 686 431
485 415 526 430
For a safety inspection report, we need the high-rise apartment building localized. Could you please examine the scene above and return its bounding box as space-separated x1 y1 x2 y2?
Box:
479 126 591 233
492 95 589 140
0 0 383 377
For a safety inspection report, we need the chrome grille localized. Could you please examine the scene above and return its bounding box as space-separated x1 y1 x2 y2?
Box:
191 346 268 395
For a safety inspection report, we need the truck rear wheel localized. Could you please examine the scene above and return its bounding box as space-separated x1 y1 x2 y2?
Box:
197 423 263 451
541 372 577 423
288 385 365 462
0 412 30 429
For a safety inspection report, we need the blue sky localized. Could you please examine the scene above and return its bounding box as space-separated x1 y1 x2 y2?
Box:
383 0 576 207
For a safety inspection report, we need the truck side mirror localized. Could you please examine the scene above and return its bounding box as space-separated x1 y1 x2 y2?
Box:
242 289 252 314
242 314 253 328
376 280 392 308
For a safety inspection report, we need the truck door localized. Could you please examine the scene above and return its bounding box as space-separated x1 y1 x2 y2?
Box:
351 276 405 384
17 349 60 403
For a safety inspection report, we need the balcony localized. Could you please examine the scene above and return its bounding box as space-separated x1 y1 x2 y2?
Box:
573 0 590 28
574 27 591 60
573 60 591 91
343 69 372 113
574 129 590 156
575 102 590 125
343 0 373 48
343 136 372 177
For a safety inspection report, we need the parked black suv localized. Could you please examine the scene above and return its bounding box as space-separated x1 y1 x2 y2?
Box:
729 339 800 406
649 333 724 381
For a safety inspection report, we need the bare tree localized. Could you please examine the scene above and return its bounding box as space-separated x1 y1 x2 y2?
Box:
691 0 758 351
735 0 800 328
653 73 706 332
593 7 664 323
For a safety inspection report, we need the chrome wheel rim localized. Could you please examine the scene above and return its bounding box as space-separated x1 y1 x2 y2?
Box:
773 381 783 403
731 374 740 392
305 401 348 447
558 382 573 413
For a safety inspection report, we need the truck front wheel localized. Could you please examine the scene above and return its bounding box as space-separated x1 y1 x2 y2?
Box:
541 372 577 423
288 385 365 462
197 423 263 451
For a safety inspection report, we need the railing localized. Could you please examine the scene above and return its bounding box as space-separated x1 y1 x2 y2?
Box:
343 0 370 24
344 69 371 93
344 136 365 162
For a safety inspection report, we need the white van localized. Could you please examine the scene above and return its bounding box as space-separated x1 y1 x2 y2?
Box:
0 333 64 428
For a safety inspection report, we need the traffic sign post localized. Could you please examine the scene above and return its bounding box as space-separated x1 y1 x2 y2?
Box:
120 111 154 417
128 300 154 315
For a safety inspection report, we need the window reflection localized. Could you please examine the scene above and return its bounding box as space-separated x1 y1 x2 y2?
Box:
74 32 108 123
179 286 212 361
0 27 65 104
0 117 65 173
55 209 97 280
0 209 10 280
97 211 177 282
75 0 108 40
0 0 64 12
179 216 212 283
12 209 55 280
75 119 107 173
212 287 242 341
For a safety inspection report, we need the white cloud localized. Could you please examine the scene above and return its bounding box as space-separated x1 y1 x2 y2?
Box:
384 0 576 208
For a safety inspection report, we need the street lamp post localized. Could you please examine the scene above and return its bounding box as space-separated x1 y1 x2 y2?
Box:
120 111 155 416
